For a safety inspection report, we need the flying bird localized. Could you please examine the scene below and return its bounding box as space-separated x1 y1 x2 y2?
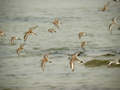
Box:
52 18 60 29
48 28 56 33
101 1 110 12
109 16 120 34
81 41 87 50
78 32 86 39
16 44 24 56
10 36 17 45
24 25 38 41
0 30 5 37
69 52 84 72
41 54 49 72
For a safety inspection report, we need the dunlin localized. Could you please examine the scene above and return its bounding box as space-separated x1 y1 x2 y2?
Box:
101 1 110 12
78 32 86 39
69 52 84 72
10 36 17 45
16 44 24 56
48 28 56 33
52 18 60 29
81 41 87 49
41 54 49 72
109 16 120 34
0 30 5 37
24 25 38 41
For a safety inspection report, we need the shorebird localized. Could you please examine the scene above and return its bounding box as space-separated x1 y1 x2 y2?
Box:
69 52 84 72
101 1 110 12
81 41 87 50
16 44 24 56
78 32 86 39
48 28 56 33
109 16 120 34
52 18 60 29
0 30 5 37
24 25 38 41
10 36 17 45
41 54 49 72
108 59 120 66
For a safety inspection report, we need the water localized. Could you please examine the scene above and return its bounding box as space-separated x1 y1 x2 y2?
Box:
0 0 120 90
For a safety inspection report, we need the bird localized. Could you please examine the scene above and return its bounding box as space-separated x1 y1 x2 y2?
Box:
41 54 49 72
78 32 86 39
81 41 87 50
24 25 38 41
16 44 24 56
0 30 5 37
101 1 110 12
10 36 17 45
108 59 120 66
52 18 60 29
109 24 114 34
69 52 84 72
109 16 120 34
48 28 56 33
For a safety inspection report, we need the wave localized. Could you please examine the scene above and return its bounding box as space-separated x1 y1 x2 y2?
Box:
84 59 120 68
0 16 82 23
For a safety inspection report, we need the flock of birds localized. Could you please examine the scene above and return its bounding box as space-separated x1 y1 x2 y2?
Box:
0 0 120 72
101 0 120 34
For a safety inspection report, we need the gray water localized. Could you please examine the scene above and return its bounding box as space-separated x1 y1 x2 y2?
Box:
0 0 120 90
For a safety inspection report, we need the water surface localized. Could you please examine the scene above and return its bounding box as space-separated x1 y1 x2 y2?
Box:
0 0 120 90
